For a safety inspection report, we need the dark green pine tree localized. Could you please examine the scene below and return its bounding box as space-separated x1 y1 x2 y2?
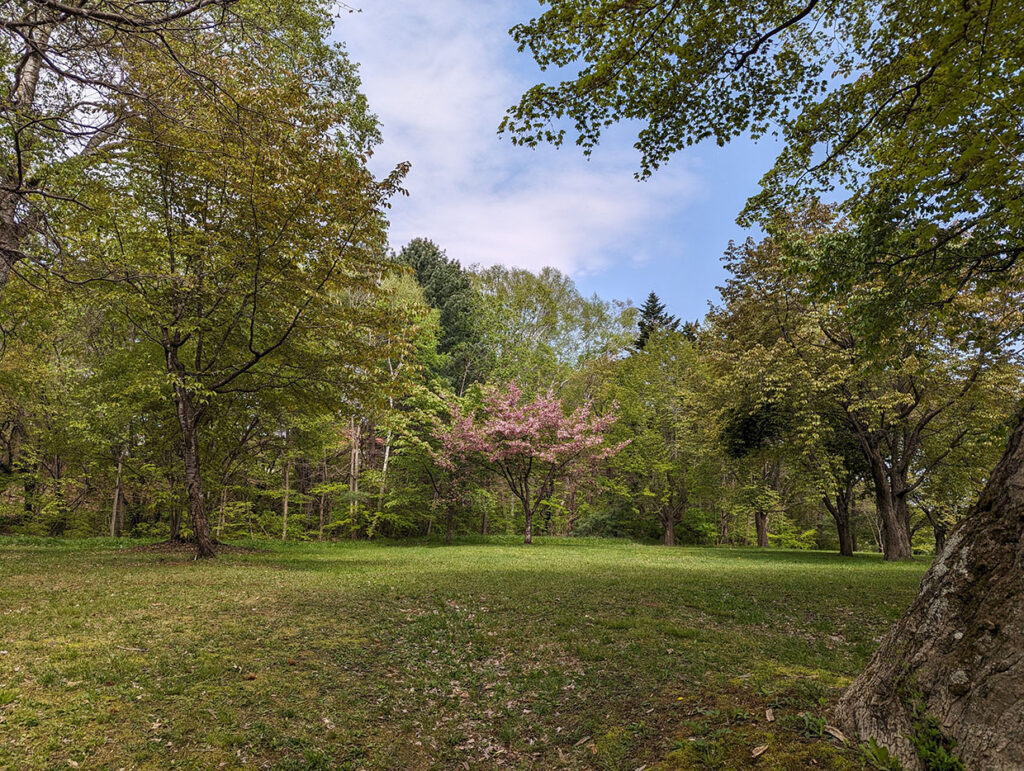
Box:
399 238 490 394
634 291 680 350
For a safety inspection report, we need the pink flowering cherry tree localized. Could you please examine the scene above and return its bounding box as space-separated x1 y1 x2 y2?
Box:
442 382 626 544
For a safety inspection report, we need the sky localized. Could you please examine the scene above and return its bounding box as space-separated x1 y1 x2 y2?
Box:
335 1 783 323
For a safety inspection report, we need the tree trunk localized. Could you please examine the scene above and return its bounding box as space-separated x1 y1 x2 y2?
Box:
349 416 361 526
836 515 854 557
282 459 290 541
523 502 534 545
171 380 215 558
754 508 769 548
217 487 226 538
718 504 729 545
836 413 1024 769
481 509 488 536
866 454 913 560
823 485 855 557
662 513 676 546
110 454 124 537
170 505 183 541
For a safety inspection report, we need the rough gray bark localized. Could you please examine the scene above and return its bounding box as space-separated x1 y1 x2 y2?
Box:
836 412 1024 769
168 348 215 558
865 454 914 561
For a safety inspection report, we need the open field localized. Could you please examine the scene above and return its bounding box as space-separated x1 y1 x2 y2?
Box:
0 538 928 769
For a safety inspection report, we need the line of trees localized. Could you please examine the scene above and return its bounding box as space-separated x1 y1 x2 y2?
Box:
4 229 1018 561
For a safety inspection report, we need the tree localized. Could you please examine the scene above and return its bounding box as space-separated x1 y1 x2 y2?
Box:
399 238 490 394
0 0 248 300
69 17 405 558
712 221 1019 561
473 264 634 394
505 3 1024 764
602 330 713 544
445 382 625 544
634 292 679 350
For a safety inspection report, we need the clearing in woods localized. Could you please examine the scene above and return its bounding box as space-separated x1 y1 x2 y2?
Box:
0 537 927 769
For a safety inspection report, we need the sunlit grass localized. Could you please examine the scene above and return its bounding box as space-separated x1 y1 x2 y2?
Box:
0 537 928 769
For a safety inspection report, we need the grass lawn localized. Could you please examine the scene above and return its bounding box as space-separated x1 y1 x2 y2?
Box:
0 537 928 769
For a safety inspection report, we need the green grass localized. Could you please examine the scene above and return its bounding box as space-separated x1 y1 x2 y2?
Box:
0 537 928 769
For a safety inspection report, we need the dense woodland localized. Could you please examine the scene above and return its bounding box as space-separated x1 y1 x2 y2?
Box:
1 0 1023 767
4 231 1021 559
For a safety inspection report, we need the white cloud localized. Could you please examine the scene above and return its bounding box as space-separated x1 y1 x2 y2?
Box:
336 0 701 276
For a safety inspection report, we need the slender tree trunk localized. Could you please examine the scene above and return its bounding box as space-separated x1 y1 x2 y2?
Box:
171 379 215 558
481 509 488 536
282 459 290 541
754 509 769 548
217 487 226 538
349 416 360 526
377 427 393 516
823 486 855 557
110 454 124 537
523 498 534 545
836 413 1024 769
319 457 328 539
170 505 183 542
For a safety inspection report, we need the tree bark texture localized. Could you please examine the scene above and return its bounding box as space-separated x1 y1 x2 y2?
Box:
171 378 215 558
867 457 913 560
836 413 1024 769
823 480 856 557
754 509 769 548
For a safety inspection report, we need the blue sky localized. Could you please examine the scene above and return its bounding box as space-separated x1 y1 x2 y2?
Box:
337 1 783 323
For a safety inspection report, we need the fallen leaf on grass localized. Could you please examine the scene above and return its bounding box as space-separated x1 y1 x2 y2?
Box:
242 673 257 681
765 708 775 722
751 744 769 759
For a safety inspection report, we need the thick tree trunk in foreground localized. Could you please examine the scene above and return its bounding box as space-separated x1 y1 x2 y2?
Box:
836 414 1024 769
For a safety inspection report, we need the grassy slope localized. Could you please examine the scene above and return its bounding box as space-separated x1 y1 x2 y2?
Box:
0 537 927 769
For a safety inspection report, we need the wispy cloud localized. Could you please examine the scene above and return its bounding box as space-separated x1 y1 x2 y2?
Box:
336 0 701 276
